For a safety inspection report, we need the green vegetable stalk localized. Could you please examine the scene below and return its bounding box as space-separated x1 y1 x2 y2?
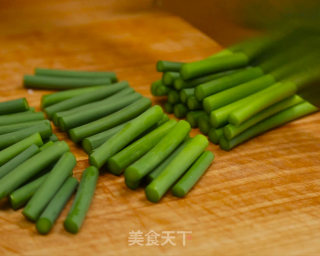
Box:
23 152 76 221
10 172 49 210
0 144 39 179
0 141 69 200
0 133 43 166
124 120 190 189
24 75 111 90
64 166 98 234
0 98 29 115
145 134 208 202
220 101 318 150
107 120 176 174
69 97 151 143
45 81 129 118
90 105 164 169
41 85 109 108
35 68 117 82
172 151 214 197
36 176 78 235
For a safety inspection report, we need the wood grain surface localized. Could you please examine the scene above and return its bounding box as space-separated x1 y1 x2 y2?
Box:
0 1 319 255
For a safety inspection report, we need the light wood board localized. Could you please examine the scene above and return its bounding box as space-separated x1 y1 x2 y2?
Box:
0 1 319 255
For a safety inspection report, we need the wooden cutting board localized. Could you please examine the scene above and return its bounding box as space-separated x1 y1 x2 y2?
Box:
0 1 319 255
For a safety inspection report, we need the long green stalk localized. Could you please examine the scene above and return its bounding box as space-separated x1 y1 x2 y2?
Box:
0 141 69 199
174 70 237 90
36 177 78 234
145 134 208 202
228 81 297 125
35 68 117 82
203 74 275 113
81 121 130 154
24 75 111 90
224 95 303 139
64 166 98 234
52 87 134 125
23 152 76 221
58 92 141 131
146 139 189 183
108 120 176 174
0 120 48 135
0 121 52 149
69 97 151 143
0 144 39 179
209 78 294 128
90 106 163 170
41 85 108 108
195 67 264 100
220 102 318 150
0 133 43 166
0 112 45 126
45 81 129 118
10 172 49 210
0 98 29 115
180 53 249 80
124 121 190 188
172 151 214 197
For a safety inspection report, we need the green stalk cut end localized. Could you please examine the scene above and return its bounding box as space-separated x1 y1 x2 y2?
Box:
173 104 187 118
36 218 52 235
22 98 30 110
194 87 206 102
171 186 186 198
69 130 78 143
208 128 224 144
124 166 140 183
174 79 185 90
164 102 173 113
219 136 231 151
82 139 93 154
64 218 79 234
168 90 180 104
145 185 161 203
223 126 233 140
125 178 140 190
107 159 123 176
88 155 99 169
187 96 201 110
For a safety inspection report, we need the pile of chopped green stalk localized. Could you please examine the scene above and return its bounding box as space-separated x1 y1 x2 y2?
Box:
151 31 320 150
33 68 214 205
0 97 97 235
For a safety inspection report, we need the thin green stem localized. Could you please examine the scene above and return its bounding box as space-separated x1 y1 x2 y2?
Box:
90 106 163 169
24 75 111 90
220 101 318 150
35 68 117 82
224 95 303 139
229 81 297 125
64 166 99 234
172 151 214 197
145 134 208 202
